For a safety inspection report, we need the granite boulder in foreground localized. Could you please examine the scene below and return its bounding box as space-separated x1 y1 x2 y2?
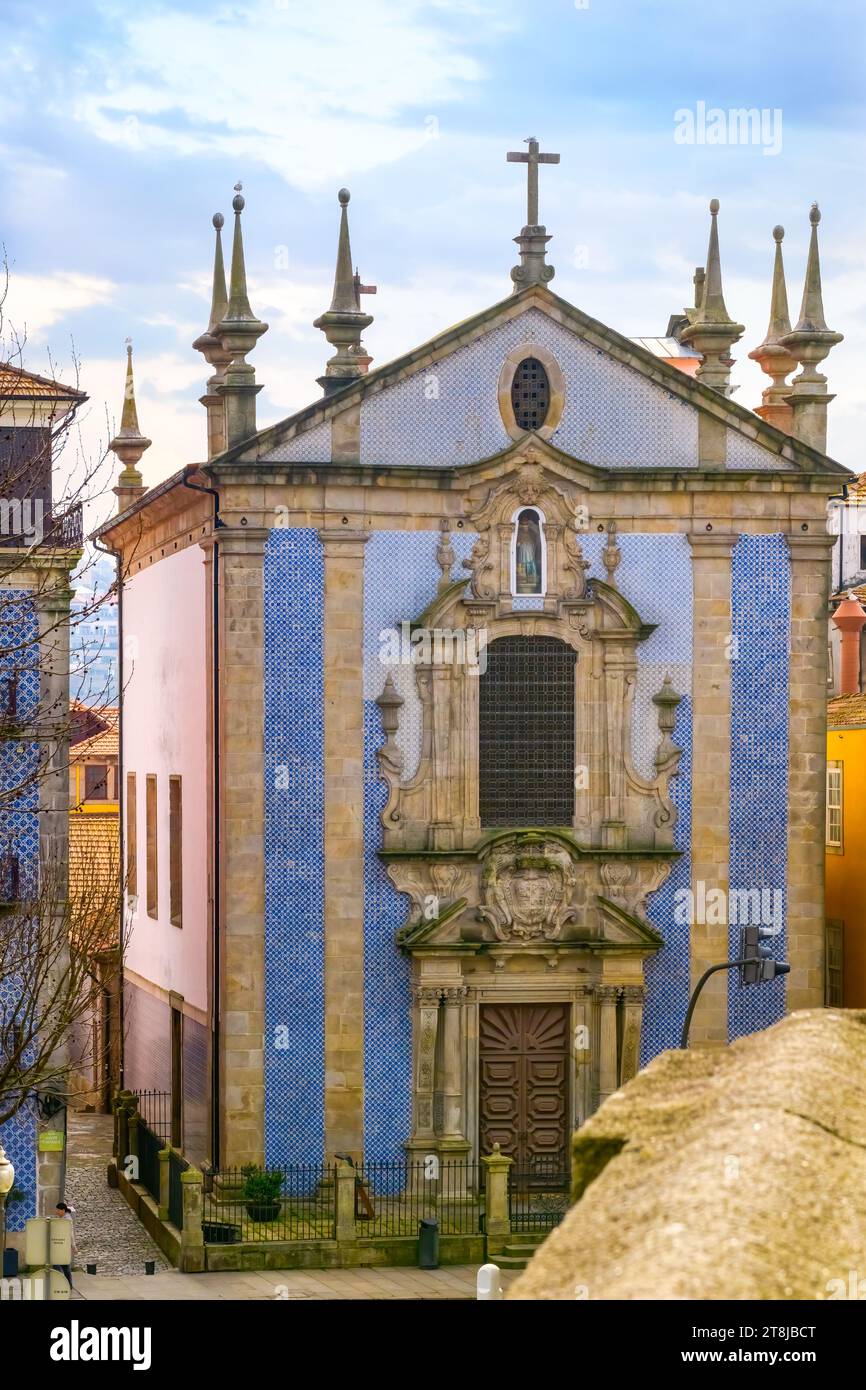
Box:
509 1009 866 1300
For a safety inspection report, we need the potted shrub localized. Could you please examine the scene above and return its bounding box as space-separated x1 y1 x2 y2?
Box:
241 1164 283 1222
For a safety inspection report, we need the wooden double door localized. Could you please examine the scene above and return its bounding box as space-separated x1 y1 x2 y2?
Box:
479 1002 570 1172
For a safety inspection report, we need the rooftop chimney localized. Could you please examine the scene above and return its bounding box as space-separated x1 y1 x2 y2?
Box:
832 592 866 696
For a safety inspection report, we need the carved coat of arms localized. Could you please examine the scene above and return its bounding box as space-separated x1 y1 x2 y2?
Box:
477 836 579 941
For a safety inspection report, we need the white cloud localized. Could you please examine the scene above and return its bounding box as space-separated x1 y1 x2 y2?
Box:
1 270 115 345
71 0 493 188
63 352 209 521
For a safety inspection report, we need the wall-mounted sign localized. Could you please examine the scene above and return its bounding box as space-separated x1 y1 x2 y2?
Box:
38 1131 65 1152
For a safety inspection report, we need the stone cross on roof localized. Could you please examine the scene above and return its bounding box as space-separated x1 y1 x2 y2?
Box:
507 137 560 229
506 137 560 292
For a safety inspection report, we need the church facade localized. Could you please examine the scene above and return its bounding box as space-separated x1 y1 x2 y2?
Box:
98 150 849 1174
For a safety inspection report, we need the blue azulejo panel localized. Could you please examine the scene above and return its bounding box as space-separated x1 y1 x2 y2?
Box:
584 535 694 1063
0 1104 36 1231
263 529 325 1165
363 700 412 1163
641 694 693 1062
362 530 477 1162
729 535 790 1040
0 590 45 1225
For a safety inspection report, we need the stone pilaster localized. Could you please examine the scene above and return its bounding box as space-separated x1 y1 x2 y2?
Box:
407 986 441 1154
318 527 369 1161
217 528 267 1166
786 534 835 1011
619 985 644 1084
439 985 469 1149
688 533 736 1047
596 985 620 1107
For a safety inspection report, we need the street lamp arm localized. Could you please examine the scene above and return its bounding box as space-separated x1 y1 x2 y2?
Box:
680 960 754 1050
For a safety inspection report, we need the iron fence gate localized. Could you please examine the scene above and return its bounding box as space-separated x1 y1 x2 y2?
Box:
508 1161 571 1232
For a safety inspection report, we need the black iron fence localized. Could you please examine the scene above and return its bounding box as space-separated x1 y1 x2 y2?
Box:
508 1163 571 1232
133 1090 171 1145
355 1160 482 1238
137 1119 162 1205
202 1163 336 1244
197 1156 567 1245
168 1149 188 1230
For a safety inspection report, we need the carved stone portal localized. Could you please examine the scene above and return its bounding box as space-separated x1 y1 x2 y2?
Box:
374 444 686 1162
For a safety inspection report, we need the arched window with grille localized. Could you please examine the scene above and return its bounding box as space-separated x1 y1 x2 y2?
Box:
510 356 550 432
479 635 575 827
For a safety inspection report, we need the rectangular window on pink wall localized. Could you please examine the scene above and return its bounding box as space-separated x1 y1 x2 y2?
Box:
146 775 157 918
126 773 137 899
169 775 182 928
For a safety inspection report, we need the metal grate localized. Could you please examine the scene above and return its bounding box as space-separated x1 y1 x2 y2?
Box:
509 1160 571 1232
479 636 575 826
510 356 550 432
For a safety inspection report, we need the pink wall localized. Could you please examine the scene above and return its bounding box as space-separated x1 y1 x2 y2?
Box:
123 544 209 1013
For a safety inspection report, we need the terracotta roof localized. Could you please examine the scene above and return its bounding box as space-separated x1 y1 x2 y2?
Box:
831 582 866 603
827 691 866 726
846 472 866 498
69 811 120 952
71 707 118 760
0 363 87 401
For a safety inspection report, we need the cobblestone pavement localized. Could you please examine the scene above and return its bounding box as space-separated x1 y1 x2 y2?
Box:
71 1264 516 1300
64 1111 169 1277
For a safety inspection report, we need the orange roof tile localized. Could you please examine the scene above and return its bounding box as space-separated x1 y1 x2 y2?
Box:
69 812 120 951
0 363 86 401
831 583 866 603
72 714 119 761
827 691 866 727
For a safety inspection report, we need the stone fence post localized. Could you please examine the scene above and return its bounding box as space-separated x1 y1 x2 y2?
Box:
335 1160 357 1242
481 1144 513 1240
114 1089 135 1166
127 1105 140 1174
158 1148 171 1221
179 1167 205 1273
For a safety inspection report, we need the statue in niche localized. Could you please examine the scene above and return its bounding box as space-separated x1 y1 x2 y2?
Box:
515 508 543 594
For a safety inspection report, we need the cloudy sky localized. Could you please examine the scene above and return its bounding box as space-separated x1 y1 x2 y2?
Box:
1 0 863 520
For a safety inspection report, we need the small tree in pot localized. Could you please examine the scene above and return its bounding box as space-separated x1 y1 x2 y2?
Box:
240 1164 283 1222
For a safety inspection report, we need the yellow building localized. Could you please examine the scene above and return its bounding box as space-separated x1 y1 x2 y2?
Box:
826 593 866 1007
67 704 121 1108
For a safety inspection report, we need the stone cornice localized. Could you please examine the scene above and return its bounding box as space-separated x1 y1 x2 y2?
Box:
688 532 739 558
785 532 837 560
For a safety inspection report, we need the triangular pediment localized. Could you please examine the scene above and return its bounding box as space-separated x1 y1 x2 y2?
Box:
220 283 848 479
596 896 665 951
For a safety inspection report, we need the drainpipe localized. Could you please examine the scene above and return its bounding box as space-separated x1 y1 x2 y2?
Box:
181 468 224 1170
828 484 849 594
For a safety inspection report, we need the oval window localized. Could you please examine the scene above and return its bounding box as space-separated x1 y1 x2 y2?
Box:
510 356 550 432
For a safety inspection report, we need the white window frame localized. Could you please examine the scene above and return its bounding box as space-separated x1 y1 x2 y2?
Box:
826 760 843 852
